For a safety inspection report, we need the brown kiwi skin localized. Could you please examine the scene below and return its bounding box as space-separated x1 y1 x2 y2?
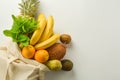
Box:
60 34 71 44
61 59 73 71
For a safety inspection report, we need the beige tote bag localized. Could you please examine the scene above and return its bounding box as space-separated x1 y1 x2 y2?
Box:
0 40 49 80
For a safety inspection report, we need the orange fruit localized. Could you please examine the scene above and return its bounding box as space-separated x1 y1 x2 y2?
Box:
21 45 35 59
34 50 49 63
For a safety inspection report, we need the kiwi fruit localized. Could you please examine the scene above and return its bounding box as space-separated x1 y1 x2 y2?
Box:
60 34 71 44
61 59 73 71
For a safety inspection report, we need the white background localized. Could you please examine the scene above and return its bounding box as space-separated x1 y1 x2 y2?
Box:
0 0 120 80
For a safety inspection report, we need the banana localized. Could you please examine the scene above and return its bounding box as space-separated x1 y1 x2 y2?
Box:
30 13 46 45
38 16 54 42
35 33 60 50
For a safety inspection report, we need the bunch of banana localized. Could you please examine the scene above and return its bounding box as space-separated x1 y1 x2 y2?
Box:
35 34 60 50
30 13 47 45
38 16 54 43
30 13 60 49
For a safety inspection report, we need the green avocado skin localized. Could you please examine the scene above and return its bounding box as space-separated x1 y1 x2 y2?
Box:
61 59 73 71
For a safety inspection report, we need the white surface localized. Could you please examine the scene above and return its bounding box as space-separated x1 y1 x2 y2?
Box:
0 0 120 80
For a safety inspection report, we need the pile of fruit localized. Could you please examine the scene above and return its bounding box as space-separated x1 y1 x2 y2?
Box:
3 0 73 71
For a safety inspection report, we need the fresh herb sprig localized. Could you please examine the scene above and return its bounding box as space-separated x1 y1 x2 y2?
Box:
3 15 37 46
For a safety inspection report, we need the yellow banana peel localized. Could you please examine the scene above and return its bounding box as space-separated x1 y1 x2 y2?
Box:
38 16 54 42
35 33 60 50
30 13 46 45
